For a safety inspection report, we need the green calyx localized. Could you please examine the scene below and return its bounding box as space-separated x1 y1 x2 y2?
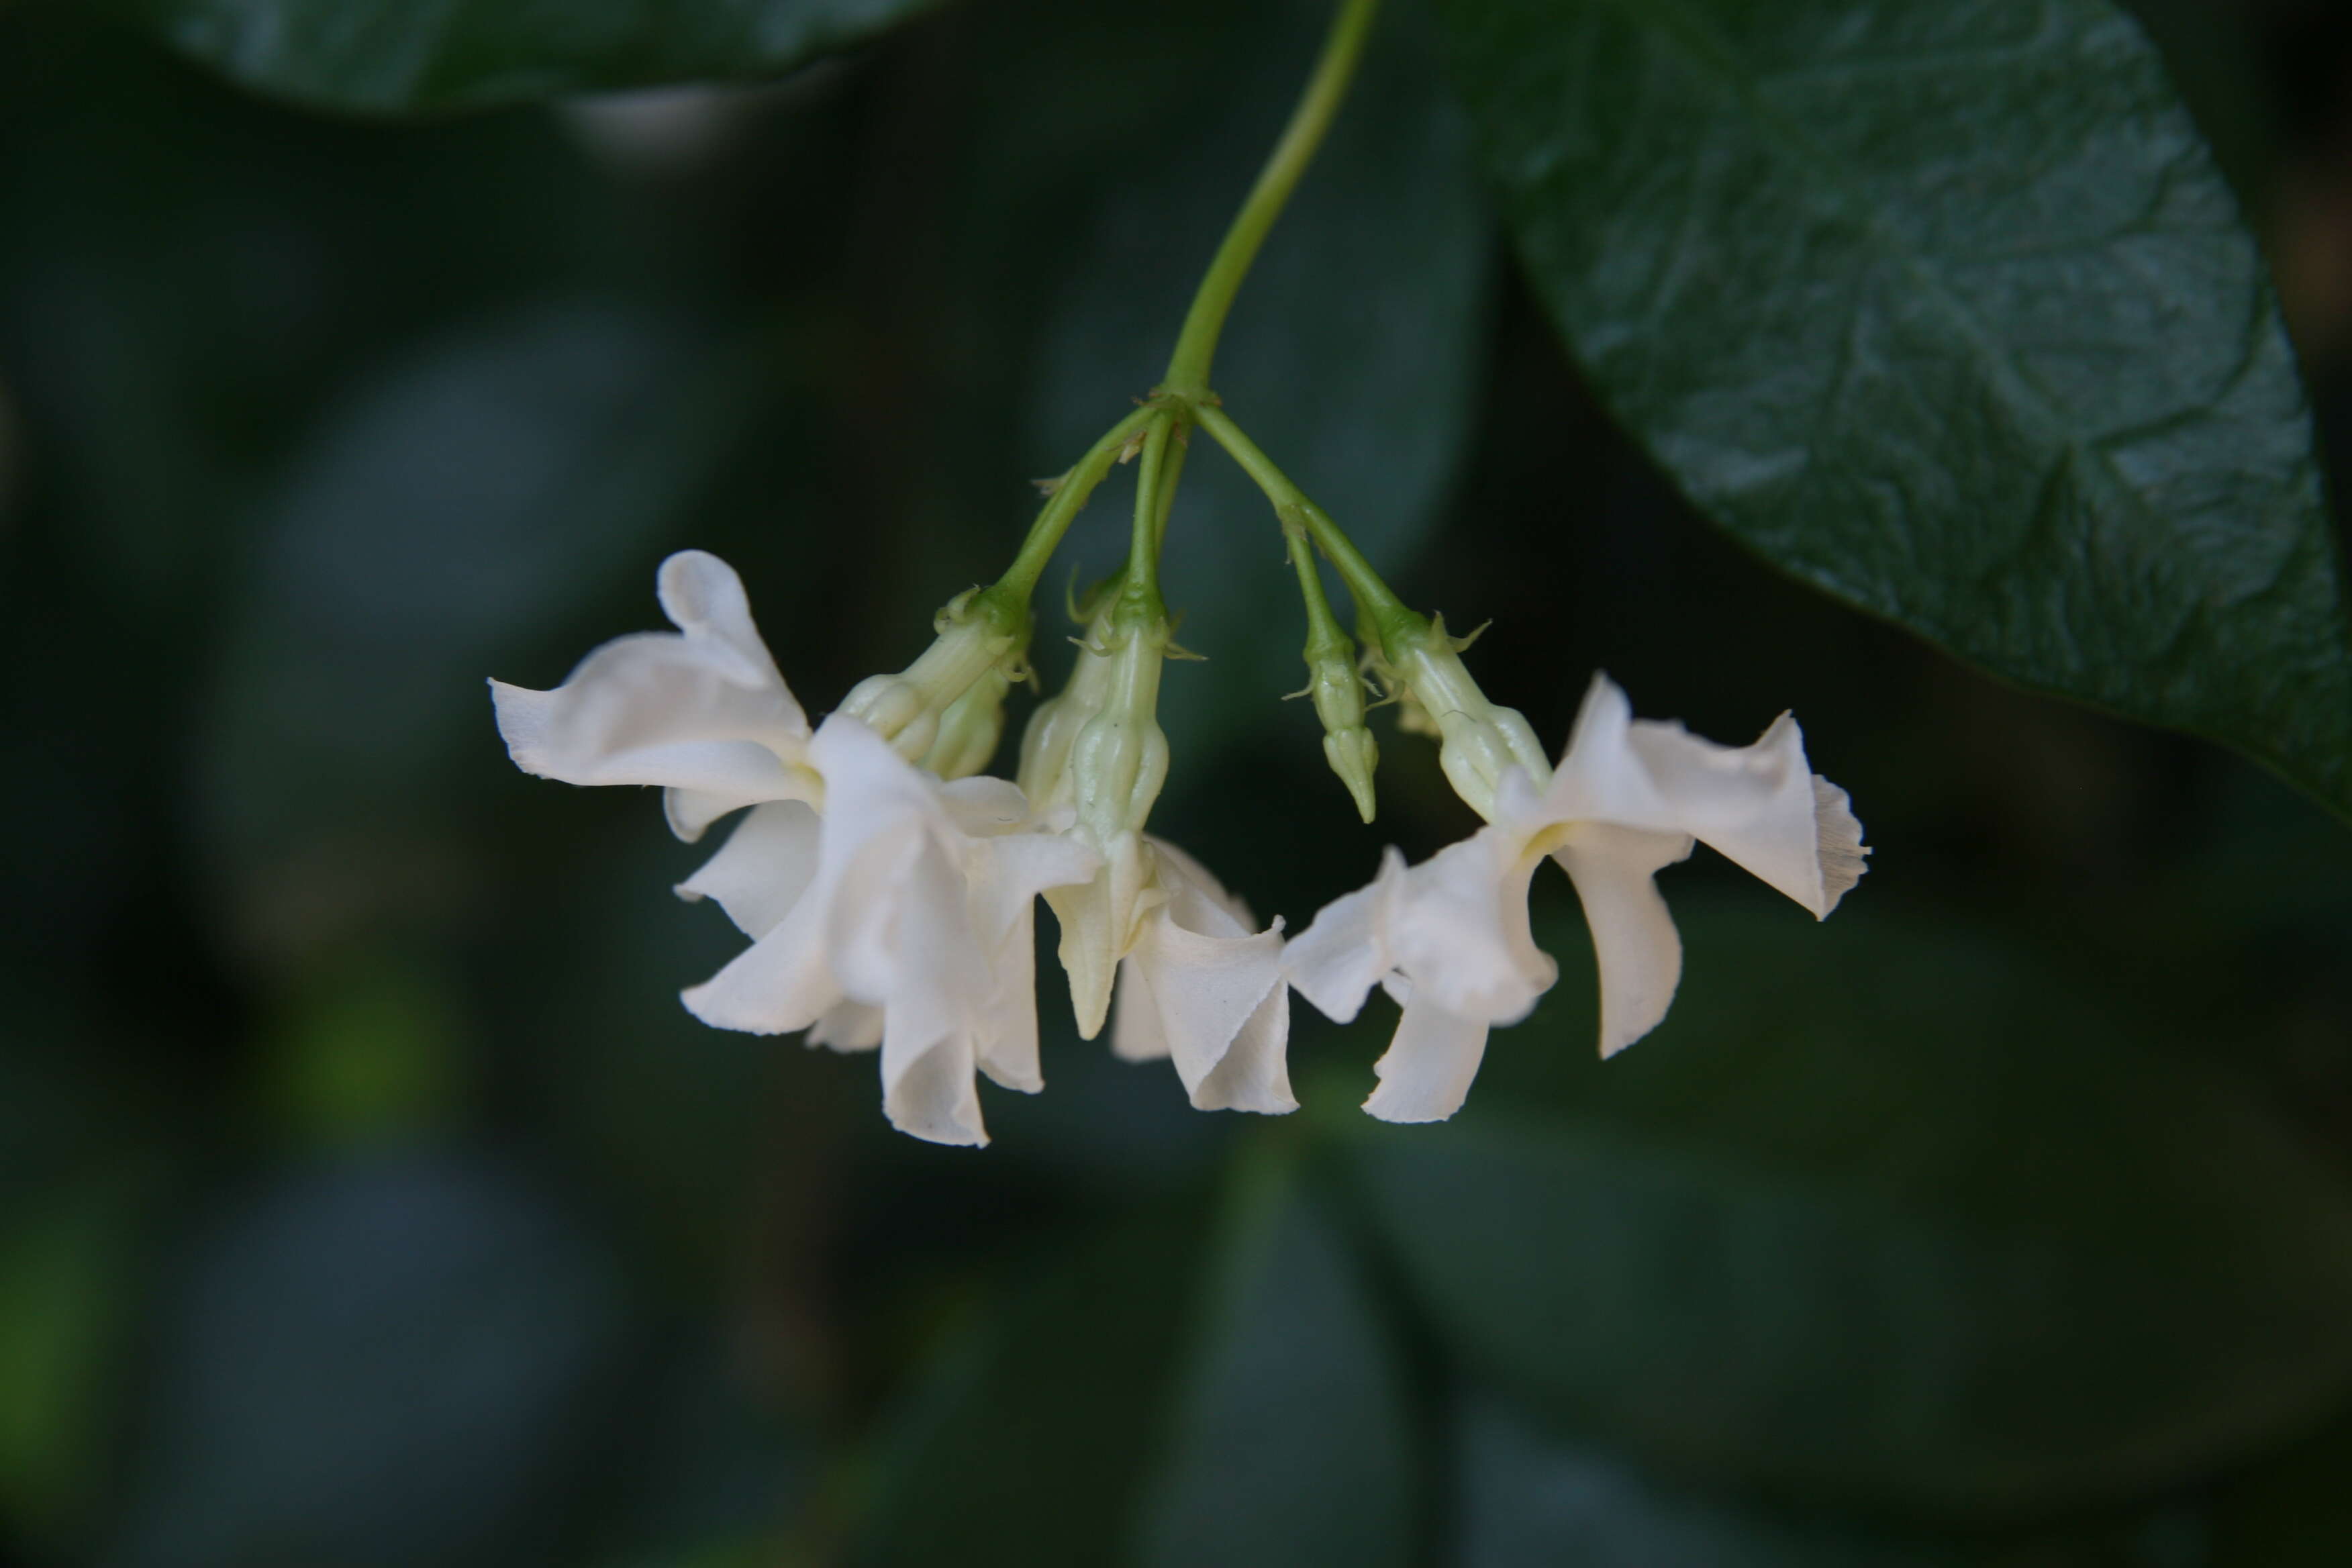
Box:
839 585 1032 773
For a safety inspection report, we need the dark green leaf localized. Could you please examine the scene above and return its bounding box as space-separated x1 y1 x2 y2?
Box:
1135 1146 1418 1568
102 0 938 114
1340 905 2352 1516
1435 0 2352 821
852 1202 1212 1568
1455 1393 2204 1568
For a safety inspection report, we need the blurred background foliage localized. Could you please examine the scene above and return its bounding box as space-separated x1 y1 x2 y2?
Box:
5 0 2352 1564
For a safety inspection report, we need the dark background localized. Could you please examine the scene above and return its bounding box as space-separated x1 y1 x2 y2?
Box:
6 0 2352 1563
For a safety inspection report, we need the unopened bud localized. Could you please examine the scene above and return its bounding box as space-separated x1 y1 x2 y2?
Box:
839 587 1028 767
1385 614 1549 822
1298 630 1377 822
920 663 1014 780
1033 611 1171 1038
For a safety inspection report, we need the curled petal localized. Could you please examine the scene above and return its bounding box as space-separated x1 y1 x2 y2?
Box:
675 800 821 938
491 551 813 841
1283 848 1407 1024
681 881 844 1036
657 549 794 693
1549 823 1694 1058
871 842 992 1146
1813 775 1871 915
1547 673 1856 919
1185 984 1293 1115
882 1021 987 1147
1122 844 1294 1115
1363 995 1490 1124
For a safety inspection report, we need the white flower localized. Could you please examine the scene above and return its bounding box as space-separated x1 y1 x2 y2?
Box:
1017 611 1295 1116
1285 673 1867 1124
679 715 1095 1146
491 549 1096 1147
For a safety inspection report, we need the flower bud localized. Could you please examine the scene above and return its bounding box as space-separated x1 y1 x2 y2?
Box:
839 587 1028 767
1035 614 1171 1038
1384 615 1549 822
1300 629 1377 822
920 662 1014 781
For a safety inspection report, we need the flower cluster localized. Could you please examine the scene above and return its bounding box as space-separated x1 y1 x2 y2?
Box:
493 547 1866 1146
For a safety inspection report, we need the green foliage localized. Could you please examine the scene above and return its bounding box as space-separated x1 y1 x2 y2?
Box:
1451 1394 2202 1567
100 0 940 113
1344 905 2352 1516
1133 1146 1417 1568
1434 0 2352 821
8 0 2352 1563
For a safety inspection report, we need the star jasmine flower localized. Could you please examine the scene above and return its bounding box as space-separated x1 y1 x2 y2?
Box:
491 550 1096 1146
1285 671 1868 1124
679 714 1097 1146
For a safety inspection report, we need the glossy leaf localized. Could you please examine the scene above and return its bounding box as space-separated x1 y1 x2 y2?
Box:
1135 1148 1417 1568
102 0 937 113
1341 905 2352 1516
1455 1393 2202 1567
1436 0 2352 820
853 1204 1210 1568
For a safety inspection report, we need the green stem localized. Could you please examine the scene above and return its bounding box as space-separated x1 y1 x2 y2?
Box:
1159 0 1379 398
993 403 1163 603
1149 426 1189 556
1123 413 1176 611
1283 513 1347 655
1193 403 1420 646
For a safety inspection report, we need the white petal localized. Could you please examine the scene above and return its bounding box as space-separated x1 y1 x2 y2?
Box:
1388 828 1555 1025
938 774 1032 836
490 552 812 842
808 714 946 843
1550 823 1694 1057
1044 830 1149 1040
872 844 991 1146
1127 891 1291 1114
1362 995 1490 1123
974 899 1045 1093
1110 958 1171 1063
1185 981 1295 1115
1627 712 1823 914
680 881 844 1035
881 1016 987 1147
809 1000 883 1052
1147 836 1257 928
1282 848 1406 1024
1812 775 1871 916
1545 673 1839 918
656 549 796 698
675 800 821 938
971 831 1101 954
